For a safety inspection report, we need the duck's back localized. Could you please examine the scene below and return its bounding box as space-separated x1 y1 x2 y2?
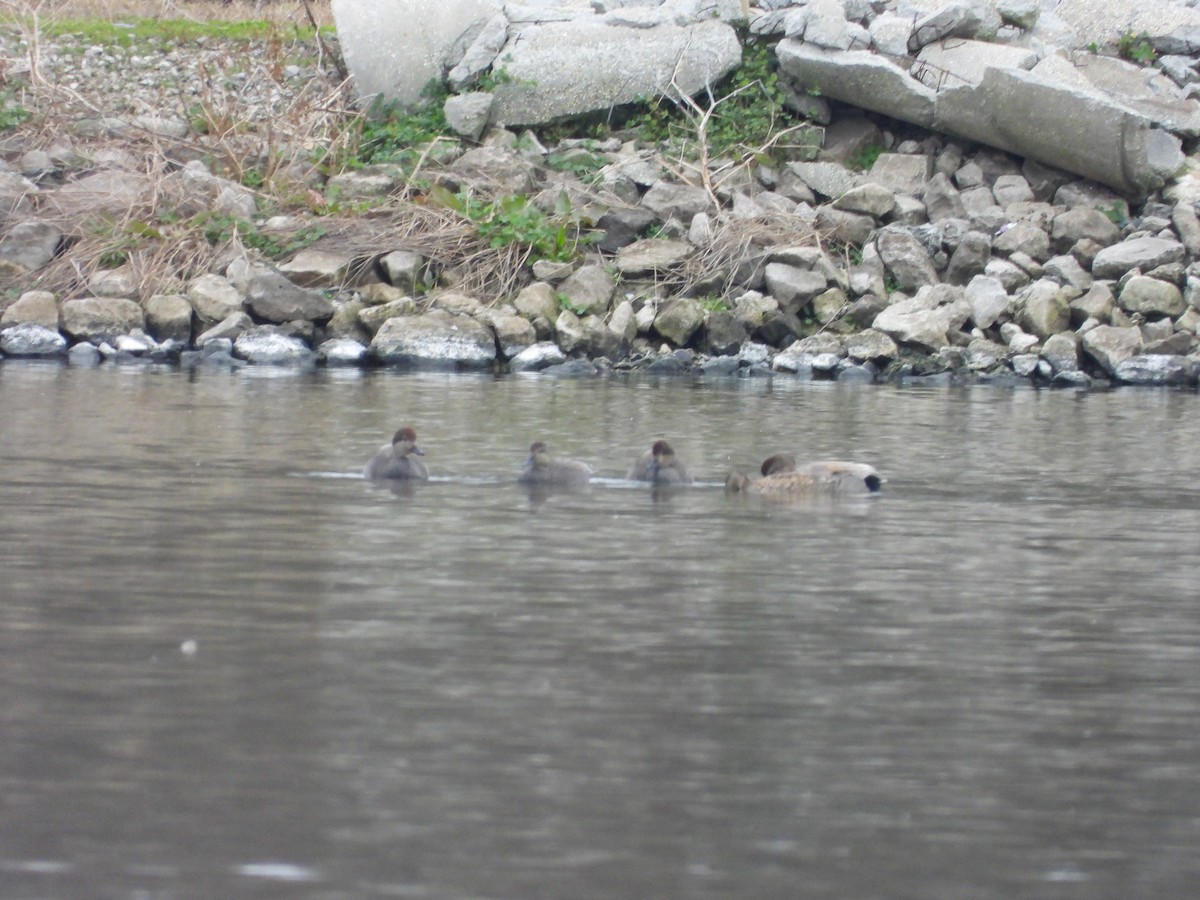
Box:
364 445 428 480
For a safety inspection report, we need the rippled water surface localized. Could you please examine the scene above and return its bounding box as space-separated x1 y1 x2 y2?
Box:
1 362 1198 899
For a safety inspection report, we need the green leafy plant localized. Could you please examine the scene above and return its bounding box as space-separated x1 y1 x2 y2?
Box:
545 148 608 184
1117 31 1157 65
434 187 579 263
1095 200 1129 225
698 295 729 312
846 143 884 172
338 83 451 169
0 93 31 131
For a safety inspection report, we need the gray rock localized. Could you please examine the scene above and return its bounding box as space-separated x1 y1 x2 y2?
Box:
1114 354 1199 386
246 270 334 324
60 297 144 343
867 153 933 195
787 161 863 200
186 274 245 326
1015 279 1071 339
444 92 495 141
640 181 711 222
369 311 497 369
653 297 706 347
317 338 369 366
1 290 59 331
909 0 999 52
513 282 561 328
877 229 940 290
1042 254 1093 291
764 263 828 312
1118 276 1185 317
447 145 536 195
487 311 537 359
1171 202 1200 256
945 231 992 284
509 341 568 372
553 309 587 354
832 182 895 218
276 249 354 288
1091 237 1187 280
326 166 400 200
196 312 254 346
1051 207 1121 252
814 207 876 247
88 267 139 299
872 284 971 351
923 172 967 223
0 323 67 357
993 221 1051 261
233 327 316 366
812 287 850 324
144 294 193 344
0 221 62 274
964 274 1010 329
607 300 639 344
1080 324 1143 375
1041 331 1080 373
357 298 418 335
379 250 426 293
559 265 615 316
614 238 692 277
702 310 749 356
67 341 102 366
1070 282 1116 324
844 328 898 363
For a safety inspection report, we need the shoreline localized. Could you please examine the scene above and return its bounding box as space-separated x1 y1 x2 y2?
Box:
2 11 1200 389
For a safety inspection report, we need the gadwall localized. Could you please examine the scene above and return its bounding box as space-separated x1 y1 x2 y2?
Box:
627 439 693 484
519 441 593 485
364 426 429 480
726 453 882 497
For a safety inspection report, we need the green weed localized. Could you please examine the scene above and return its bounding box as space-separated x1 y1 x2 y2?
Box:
1117 32 1157 65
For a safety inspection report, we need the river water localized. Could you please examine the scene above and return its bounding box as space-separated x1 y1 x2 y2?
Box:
1 362 1198 899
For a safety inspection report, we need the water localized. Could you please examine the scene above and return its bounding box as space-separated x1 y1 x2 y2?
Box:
1 362 1198 899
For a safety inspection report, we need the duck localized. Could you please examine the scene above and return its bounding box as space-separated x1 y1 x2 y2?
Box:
363 426 429 480
519 441 593 486
627 439 694 484
726 452 882 497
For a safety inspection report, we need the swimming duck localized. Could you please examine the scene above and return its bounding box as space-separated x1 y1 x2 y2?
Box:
726 453 882 497
519 441 593 486
627 439 694 484
364 426 429 480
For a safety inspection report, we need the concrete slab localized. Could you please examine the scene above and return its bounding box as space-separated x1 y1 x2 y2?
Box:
912 39 1037 90
776 39 937 127
489 19 741 125
1055 0 1200 55
934 66 1184 195
1064 51 1200 137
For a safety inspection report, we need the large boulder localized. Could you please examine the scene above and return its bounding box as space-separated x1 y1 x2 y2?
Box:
60 297 144 343
369 310 497 369
872 285 970 351
0 323 67 357
246 270 334 324
233 327 317 366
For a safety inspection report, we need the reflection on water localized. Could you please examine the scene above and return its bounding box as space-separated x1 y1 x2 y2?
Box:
1 363 1198 898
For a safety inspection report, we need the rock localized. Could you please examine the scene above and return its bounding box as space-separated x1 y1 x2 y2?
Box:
277 248 355 288
607 300 639 344
0 323 67 357
702 310 749 356
814 207 876 247
369 311 497 369
559 265 614 316
186 274 245 326
764 263 828 312
378 250 426 293
832 182 896 218
1 290 59 331
1070 282 1116 325
509 341 568 372
233 327 316 366
246 270 334 324
60 297 144 343
877 228 940 290
487 311 537 359
1080 324 1143 375
614 239 692 277
640 181 711 222
923 172 967 223
945 231 992 284
513 282 561 328
443 92 494 141
357 297 418 335
1114 354 1199 386
1015 279 1071 339
1041 332 1080 373
1051 207 1121 252
554 309 587 354
317 338 369 366
653 297 706 347
447 145 536 195
144 294 193 344
964 274 1010 329
844 328 898 363
0 221 62 274
597 207 657 252
993 221 1051 261
867 153 933 195
1092 237 1186 279
67 342 102 366
88 267 139 299
812 287 849 324
196 312 254 346
1118 276 1185 317
872 284 971 351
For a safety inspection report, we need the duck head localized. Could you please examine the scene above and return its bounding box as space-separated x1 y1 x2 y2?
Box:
392 426 425 457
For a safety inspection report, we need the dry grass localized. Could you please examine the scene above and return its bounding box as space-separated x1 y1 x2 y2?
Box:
0 0 333 27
